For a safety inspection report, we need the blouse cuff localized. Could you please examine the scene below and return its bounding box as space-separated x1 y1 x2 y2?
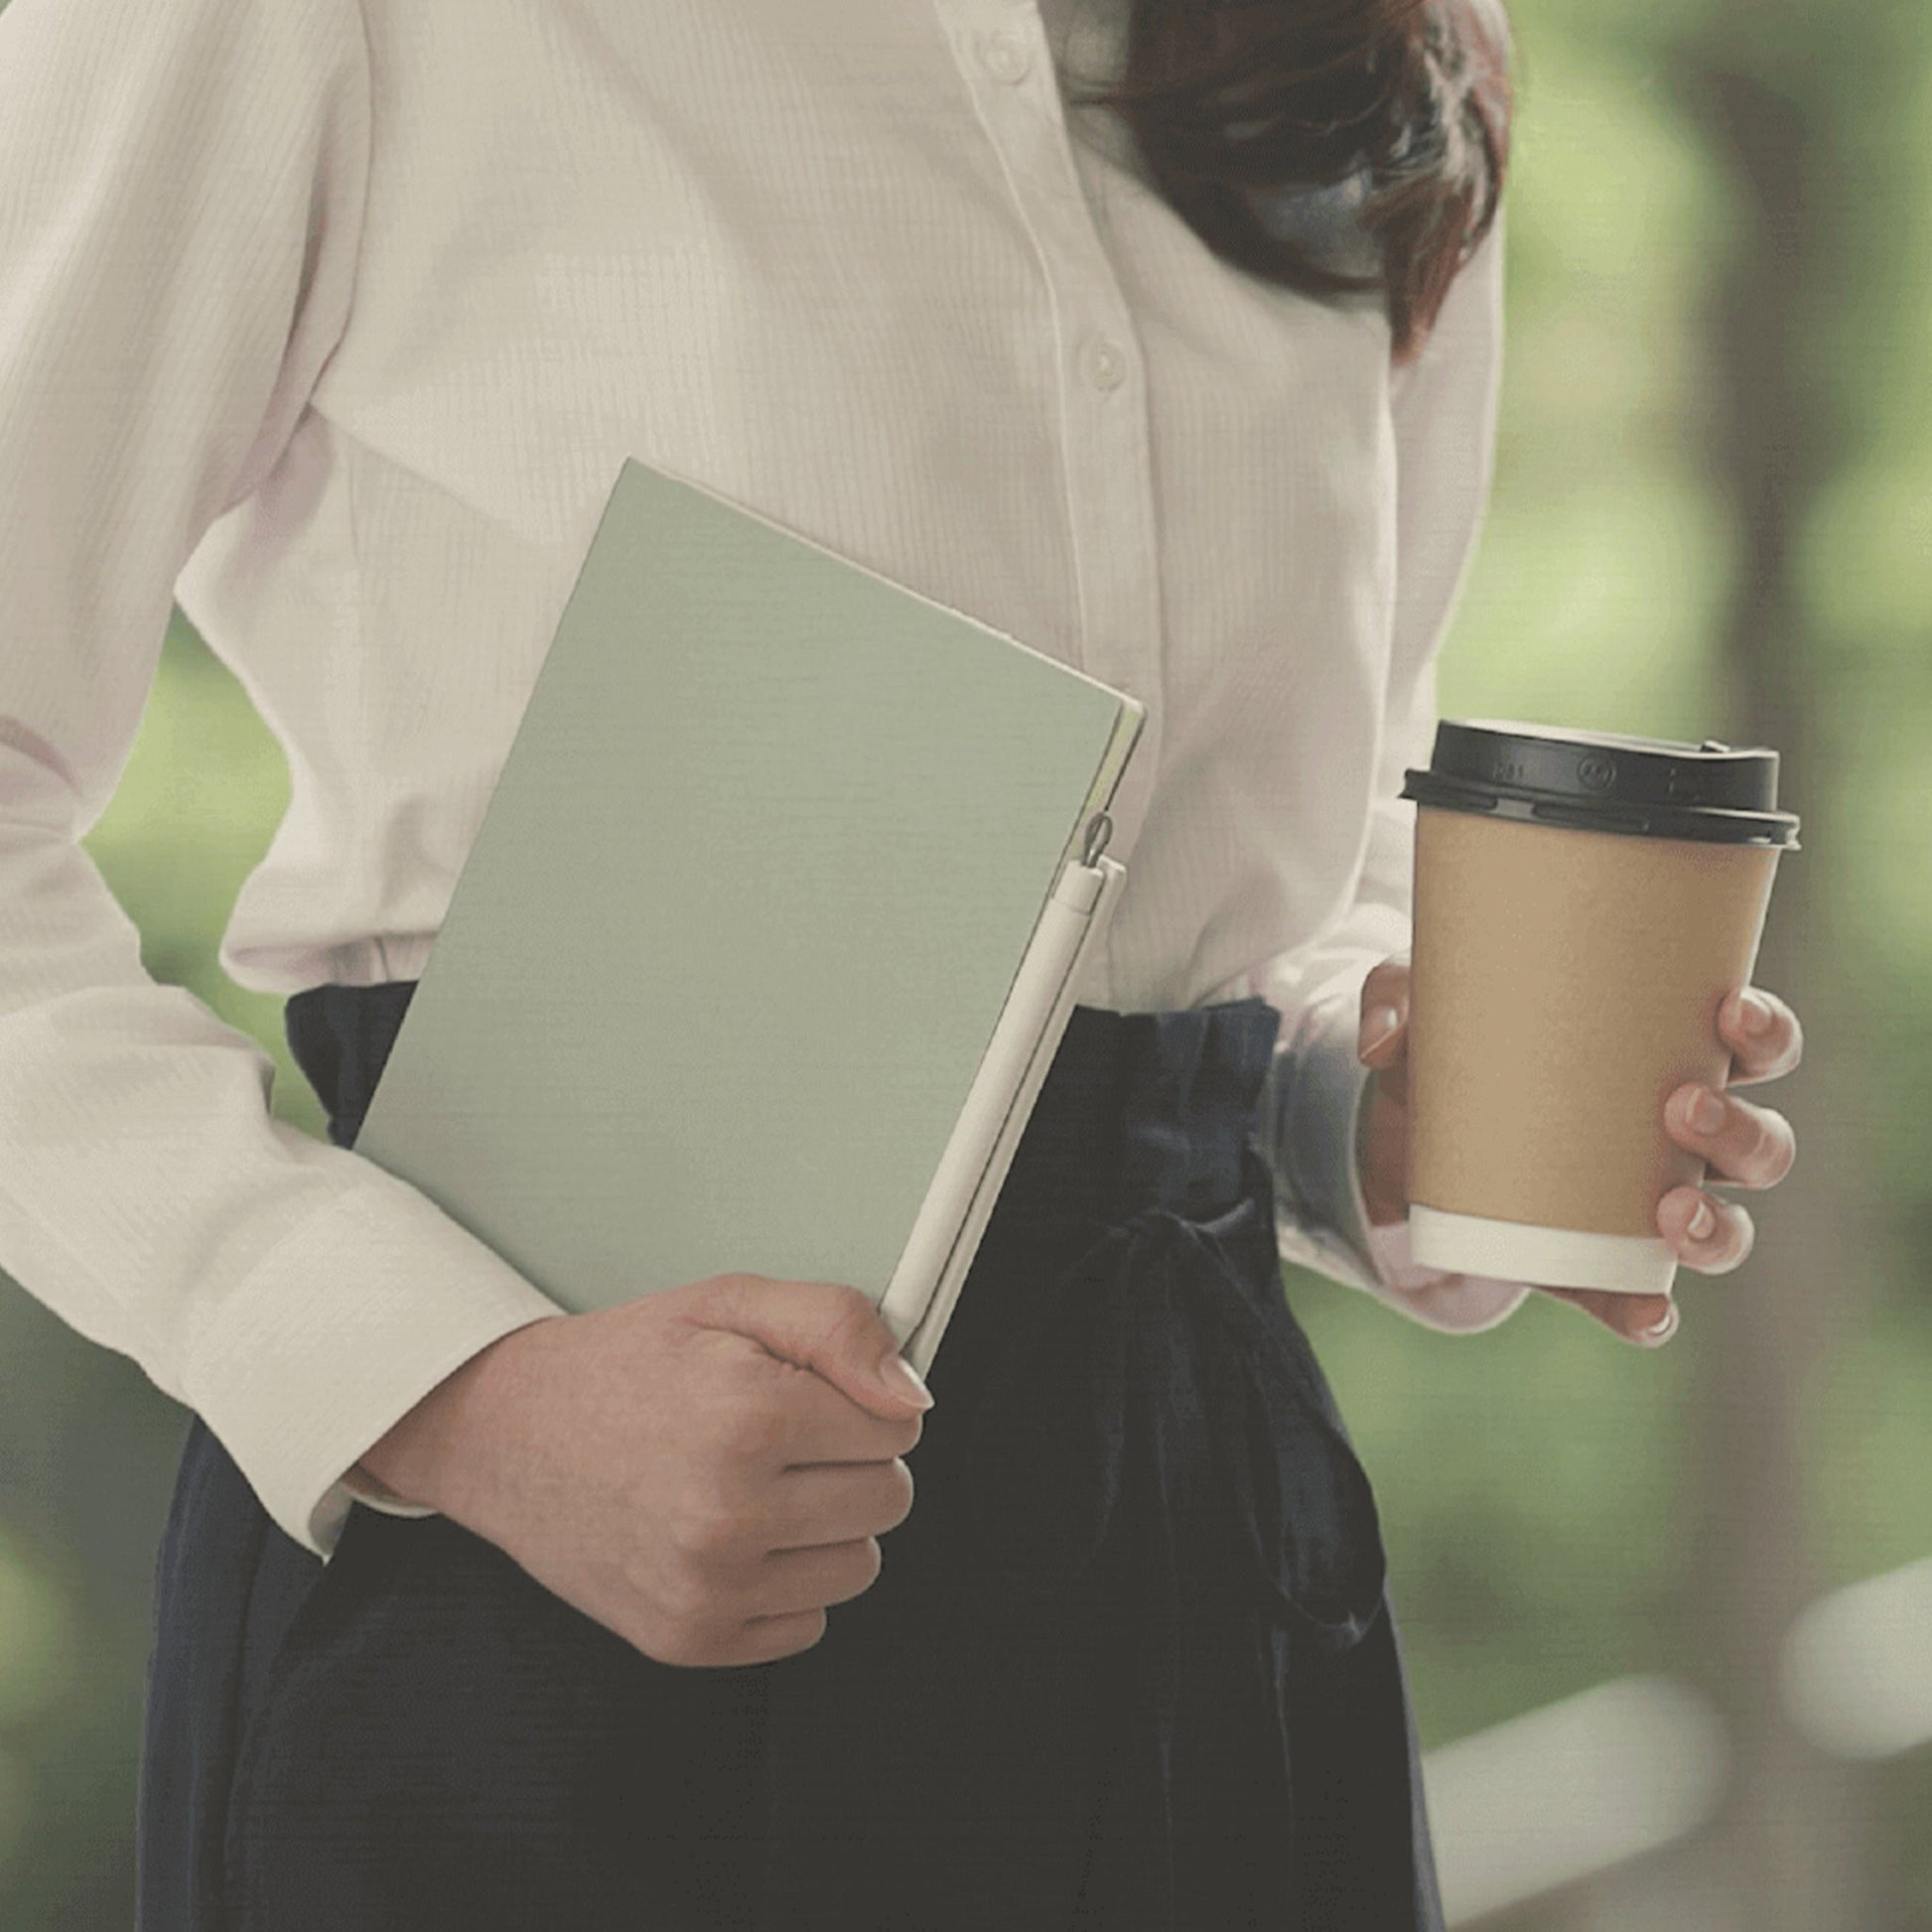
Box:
1263 983 1534 1335
341 1460 440 1521
180 1172 566 1559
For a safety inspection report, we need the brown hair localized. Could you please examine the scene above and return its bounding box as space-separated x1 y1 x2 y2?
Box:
1062 0 1513 368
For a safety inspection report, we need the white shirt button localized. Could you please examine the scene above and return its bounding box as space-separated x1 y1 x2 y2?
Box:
1083 335 1128 391
977 30 1034 83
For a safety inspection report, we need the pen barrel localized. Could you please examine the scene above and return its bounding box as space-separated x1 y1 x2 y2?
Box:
878 861 1108 1338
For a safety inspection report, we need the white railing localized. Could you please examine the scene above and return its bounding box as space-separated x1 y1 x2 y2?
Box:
1420 1555 1932 1925
1422 1674 1728 1925
1778 1555 1932 1760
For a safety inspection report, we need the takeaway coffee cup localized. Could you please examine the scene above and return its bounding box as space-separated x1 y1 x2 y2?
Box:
1397 721 1801 1297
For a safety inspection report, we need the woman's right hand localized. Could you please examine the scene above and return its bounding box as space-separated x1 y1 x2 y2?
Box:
356 1274 933 1668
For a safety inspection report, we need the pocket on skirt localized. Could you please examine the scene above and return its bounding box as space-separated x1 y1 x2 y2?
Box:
218 1508 772 1932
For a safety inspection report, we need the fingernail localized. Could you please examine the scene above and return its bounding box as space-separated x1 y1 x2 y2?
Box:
1688 1197 1716 1239
1739 990 1773 1035
1359 1005 1402 1058
1641 1303 1680 1345
880 1352 934 1410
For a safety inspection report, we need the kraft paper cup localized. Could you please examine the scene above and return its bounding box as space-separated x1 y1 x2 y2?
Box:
1398 722 1799 1297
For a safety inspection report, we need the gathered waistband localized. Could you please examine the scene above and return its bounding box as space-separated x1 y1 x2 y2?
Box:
282 982 1288 1227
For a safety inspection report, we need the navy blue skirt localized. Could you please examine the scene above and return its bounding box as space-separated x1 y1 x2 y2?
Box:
136 985 1445 1931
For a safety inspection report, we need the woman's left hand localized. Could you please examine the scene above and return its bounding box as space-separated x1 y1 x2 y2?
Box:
1353 954 1803 1347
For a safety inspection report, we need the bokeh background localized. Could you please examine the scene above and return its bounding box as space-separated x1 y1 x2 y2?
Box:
2 0 1928 1922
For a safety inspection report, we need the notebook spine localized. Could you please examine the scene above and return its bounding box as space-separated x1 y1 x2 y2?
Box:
895 846 1129 1375
876 839 1105 1337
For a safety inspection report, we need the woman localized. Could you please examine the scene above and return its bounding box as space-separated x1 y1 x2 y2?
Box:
0 0 1802 1925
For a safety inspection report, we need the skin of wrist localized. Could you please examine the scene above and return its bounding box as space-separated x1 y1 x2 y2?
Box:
355 1398 449 1511
357 1327 529 1516
1358 1069 1409 1229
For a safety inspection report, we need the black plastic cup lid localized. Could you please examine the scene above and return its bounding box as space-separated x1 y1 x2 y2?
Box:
1400 719 1800 849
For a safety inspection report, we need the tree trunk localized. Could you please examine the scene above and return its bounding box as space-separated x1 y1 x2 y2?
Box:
1663 38 1879 1932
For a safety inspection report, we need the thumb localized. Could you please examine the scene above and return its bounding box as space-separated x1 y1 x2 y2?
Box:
693 1274 935 1417
1358 954 1412 1065
1358 998 1407 1066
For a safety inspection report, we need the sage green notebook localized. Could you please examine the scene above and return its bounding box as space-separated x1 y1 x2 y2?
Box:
351 456 1144 1368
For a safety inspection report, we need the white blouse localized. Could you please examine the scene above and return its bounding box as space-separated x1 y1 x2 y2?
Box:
0 0 1532 1561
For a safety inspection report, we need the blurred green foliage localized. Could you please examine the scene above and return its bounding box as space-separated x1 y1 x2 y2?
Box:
0 0 1927 1922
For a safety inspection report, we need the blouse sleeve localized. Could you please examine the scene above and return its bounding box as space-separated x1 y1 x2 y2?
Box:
0 0 563 1560
1252 202 1535 1335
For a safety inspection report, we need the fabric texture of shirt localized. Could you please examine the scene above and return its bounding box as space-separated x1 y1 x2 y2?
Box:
0 0 1532 1562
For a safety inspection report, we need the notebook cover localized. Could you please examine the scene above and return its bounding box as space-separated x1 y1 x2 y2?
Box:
351 456 1144 1319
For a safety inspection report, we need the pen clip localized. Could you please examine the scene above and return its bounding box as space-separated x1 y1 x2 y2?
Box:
1081 811 1113 869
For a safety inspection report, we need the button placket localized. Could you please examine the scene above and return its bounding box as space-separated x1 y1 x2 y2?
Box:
934 0 1169 999
1082 333 1128 391
976 27 1035 83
